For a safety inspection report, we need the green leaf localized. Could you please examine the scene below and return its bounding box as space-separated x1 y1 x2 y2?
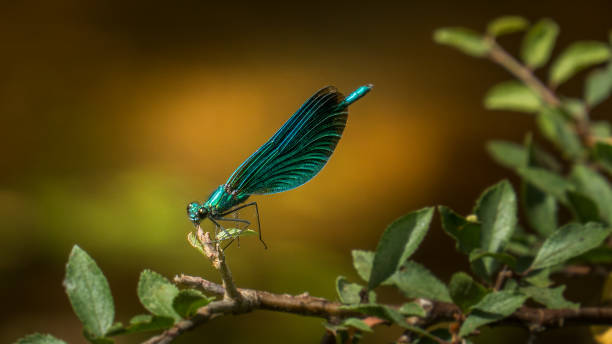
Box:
393 261 452 302
368 207 434 289
484 81 542 113
448 272 489 312
438 206 481 255
522 136 557 237
216 228 257 241
550 41 611 86
122 314 175 334
15 334 67 344
473 180 518 277
486 140 527 169
570 164 612 224
524 268 553 287
585 65 612 107
351 250 374 283
591 122 612 139
517 167 574 204
399 302 426 317
342 304 438 340
531 222 612 270
520 285 579 309
137 270 181 321
336 276 375 304
523 182 557 237
536 108 583 159
82 330 113 344
567 191 602 223
571 246 612 264
63 245 115 338
433 27 491 57
594 141 612 173
487 16 528 37
469 249 517 269
521 18 559 69
187 231 206 256
340 303 405 324
459 291 528 337
172 289 214 318
341 318 373 333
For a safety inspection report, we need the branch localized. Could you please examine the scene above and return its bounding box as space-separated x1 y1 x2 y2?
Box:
486 39 594 147
197 227 242 301
487 39 561 107
170 275 612 332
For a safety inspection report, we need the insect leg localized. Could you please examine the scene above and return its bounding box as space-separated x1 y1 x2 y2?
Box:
220 202 266 249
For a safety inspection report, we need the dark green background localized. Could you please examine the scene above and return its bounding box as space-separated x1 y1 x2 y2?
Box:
2 1 611 343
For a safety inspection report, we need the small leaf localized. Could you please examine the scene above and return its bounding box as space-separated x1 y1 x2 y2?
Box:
524 268 553 287
487 16 529 37
399 302 426 317
15 334 67 344
121 314 175 334
522 136 557 237
591 122 612 139
531 222 612 270
517 167 574 204
393 261 452 302
63 245 115 338
82 330 113 344
595 141 612 173
536 108 583 159
523 183 558 237
448 272 489 312
550 41 611 86
340 304 405 324
368 207 434 289
172 289 214 318
520 285 579 309
342 304 438 340
341 318 373 333
459 291 528 337
473 180 518 278
336 276 375 304
137 270 181 321
484 81 542 113
486 140 527 169
187 232 206 256
567 191 602 223
438 206 481 255
571 164 612 224
433 27 491 57
351 250 374 283
585 65 612 107
521 18 559 69
571 246 612 265
469 249 517 269
216 228 257 241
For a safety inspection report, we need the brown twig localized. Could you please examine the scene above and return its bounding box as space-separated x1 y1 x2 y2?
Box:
168 275 612 334
487 39 560 107
486 38 594 148
197 226 242 301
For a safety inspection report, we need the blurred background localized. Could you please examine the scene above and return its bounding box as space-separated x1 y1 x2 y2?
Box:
2 0 612 343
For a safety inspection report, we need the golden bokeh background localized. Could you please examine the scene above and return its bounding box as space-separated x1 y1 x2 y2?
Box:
2 1 612 343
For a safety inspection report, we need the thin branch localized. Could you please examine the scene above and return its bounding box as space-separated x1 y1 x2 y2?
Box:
163 275 612 339
487 39 561 107
486 39 594 147
197 226 242 301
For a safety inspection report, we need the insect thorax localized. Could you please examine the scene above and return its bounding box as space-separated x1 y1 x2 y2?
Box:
204 184 249 215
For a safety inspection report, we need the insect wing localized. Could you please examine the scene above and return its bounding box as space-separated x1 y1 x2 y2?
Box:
225 86 348 195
